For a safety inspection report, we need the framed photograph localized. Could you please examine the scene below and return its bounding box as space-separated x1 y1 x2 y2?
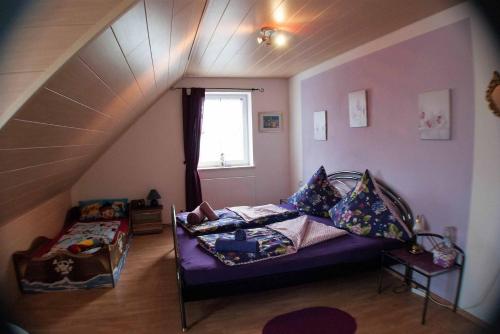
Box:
313 110 327 140
259 112 282 132
418 89 450 140
348 90 368 127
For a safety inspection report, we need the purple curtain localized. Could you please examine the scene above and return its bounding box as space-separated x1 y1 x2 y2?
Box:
182 88 205 211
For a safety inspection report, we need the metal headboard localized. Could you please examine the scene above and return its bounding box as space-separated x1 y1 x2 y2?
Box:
328 171 415 231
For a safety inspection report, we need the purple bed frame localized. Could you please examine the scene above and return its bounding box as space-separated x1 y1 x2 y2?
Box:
170 171 415 331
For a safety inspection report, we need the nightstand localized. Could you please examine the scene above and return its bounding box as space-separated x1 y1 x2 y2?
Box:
130 205 163 235
377 233 465 325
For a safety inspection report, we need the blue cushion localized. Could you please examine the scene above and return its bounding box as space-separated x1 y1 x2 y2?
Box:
79 198 128 221
288 166 342 218
328 170 412 242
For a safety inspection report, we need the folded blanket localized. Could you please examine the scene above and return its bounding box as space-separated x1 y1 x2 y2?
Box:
215 239 260 253
267 216 348 251
227 204 290 222
198 216 348 266
176 206 299 236
187 205 205 225
200 201 219 221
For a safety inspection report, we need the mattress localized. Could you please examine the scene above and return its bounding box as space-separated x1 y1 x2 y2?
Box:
177 213 403 286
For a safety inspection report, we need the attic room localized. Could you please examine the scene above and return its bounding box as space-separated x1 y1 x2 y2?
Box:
0 0 499 333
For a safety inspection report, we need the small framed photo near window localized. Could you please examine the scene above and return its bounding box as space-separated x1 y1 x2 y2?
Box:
259 112 282 132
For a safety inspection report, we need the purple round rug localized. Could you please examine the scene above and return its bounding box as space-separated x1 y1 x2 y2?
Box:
262 307 357 334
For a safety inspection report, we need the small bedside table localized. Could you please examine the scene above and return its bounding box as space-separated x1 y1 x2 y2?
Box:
377 233 465 325
130 205 163 235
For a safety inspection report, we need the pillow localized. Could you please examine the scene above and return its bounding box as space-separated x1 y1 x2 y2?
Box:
287 166 342 217
328 170 412 242
79 198 128 221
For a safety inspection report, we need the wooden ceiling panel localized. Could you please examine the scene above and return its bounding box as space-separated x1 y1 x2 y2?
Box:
0 155 88 190
0 25 90 74
79 28 143 107
124 39 157 93
188 0 230 76
230 0 338 76
112 1 156 94
185 0 462 77
0 120 104 149
15 89 113 132
0 168 85 205
9 0 123 28
0 72 42 118
111 1 150 56
167 0 206 86
145 0 174 92
188 0 257 75
46 57 129 118
0 145 96 173
207 0 288 75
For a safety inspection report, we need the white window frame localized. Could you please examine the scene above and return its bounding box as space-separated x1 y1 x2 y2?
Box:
198 90 254 169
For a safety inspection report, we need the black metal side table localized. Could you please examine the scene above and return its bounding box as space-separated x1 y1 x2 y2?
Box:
377 233 465 325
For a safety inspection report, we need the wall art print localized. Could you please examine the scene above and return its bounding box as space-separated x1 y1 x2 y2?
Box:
418 89 450 140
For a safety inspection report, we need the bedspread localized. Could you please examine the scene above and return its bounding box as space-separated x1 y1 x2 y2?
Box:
197 216 348 266
43 221 121 257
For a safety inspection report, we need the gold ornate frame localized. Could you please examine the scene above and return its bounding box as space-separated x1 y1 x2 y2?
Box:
486 71 500 117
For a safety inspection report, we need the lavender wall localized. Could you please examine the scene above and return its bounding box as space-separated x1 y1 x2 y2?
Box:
301 19 473 297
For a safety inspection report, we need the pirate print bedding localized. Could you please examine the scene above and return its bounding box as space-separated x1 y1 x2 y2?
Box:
13 215 131 293
197 216 348 266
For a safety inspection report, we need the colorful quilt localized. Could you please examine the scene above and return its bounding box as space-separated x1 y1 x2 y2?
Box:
177 206 299 236
43 221 121 257
197 216 348 266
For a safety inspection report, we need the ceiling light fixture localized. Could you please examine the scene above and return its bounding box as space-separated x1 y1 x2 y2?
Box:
257 26 275 46
257 27 286 47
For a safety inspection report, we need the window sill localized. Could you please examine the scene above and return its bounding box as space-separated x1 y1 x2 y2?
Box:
198 165 255 171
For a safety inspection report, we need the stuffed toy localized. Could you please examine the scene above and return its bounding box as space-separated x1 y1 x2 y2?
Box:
67 238 103 254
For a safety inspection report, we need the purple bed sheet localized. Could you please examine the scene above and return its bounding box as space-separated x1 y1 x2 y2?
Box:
177 204 404 286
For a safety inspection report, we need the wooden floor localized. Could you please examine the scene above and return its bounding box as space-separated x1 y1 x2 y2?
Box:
12 229 480 334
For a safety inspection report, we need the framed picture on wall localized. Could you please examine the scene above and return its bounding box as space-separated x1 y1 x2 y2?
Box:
258 112 282 132
418 89 450 140
348 90 368 127
313 110 327 140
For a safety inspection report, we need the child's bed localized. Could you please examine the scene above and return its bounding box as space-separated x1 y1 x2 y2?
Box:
171 170 415 331
13 208 131 293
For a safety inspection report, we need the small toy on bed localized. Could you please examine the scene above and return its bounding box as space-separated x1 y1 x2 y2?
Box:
67 238 104 254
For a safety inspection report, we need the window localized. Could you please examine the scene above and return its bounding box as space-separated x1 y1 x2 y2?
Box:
199 91 253 168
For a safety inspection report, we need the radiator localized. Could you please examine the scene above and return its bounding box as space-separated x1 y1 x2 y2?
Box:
200 176 256 208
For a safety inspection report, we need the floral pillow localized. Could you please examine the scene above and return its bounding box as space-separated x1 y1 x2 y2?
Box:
328 170 413 242
287 166 342 217
79 198 128 221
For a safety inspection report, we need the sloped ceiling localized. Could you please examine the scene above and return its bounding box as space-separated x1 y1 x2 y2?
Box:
0 0 205 224
0 0 461 224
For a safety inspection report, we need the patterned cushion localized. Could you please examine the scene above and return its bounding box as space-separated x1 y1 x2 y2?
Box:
288 166 342 218
79 198 128 221
328 170 413 242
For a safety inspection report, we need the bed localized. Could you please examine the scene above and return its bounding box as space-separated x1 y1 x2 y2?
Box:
13 207 131 293
171 171 415 331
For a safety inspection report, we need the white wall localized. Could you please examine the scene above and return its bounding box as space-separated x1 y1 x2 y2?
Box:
71 77 290 221
461 9 500 322
288 2 500 323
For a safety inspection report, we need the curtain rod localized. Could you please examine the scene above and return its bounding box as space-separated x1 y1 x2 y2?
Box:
172 87 264 92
